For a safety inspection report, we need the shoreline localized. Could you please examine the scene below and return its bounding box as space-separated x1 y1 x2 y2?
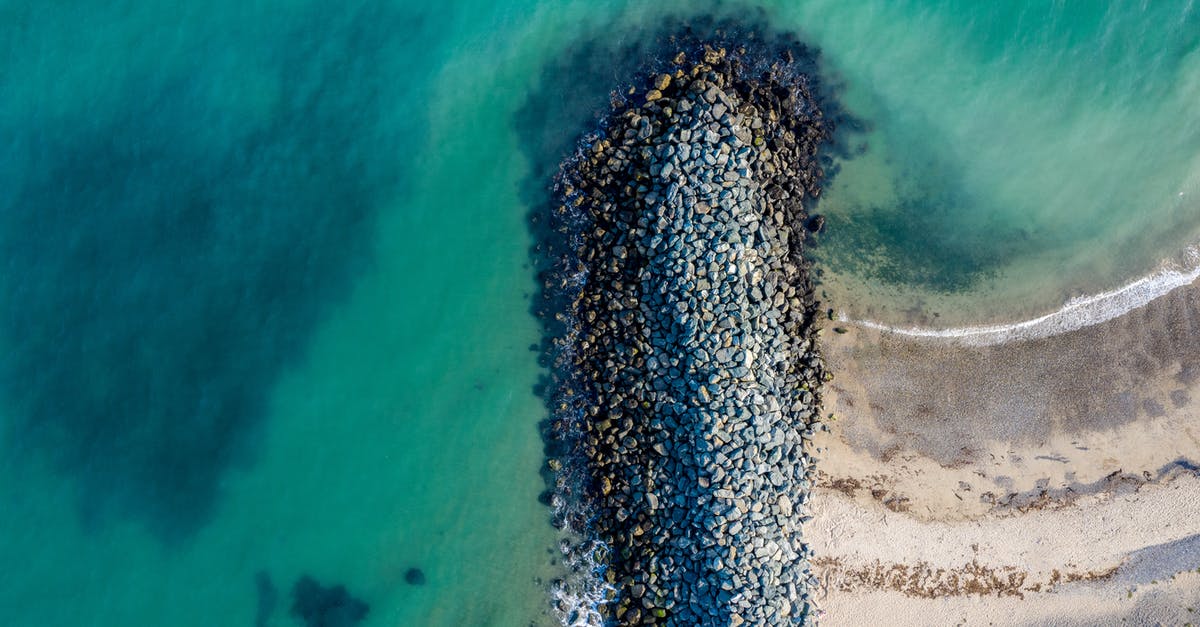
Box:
521 14 1200 627
811 258 1200 623
835 244 1200 347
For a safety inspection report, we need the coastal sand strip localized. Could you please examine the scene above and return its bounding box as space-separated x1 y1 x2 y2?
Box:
810 269 1200 623
810 474 1200 588
820 277 1200 475
811 485 1200 626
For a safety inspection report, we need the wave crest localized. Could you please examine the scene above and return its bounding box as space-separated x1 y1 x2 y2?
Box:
840 246 1200 346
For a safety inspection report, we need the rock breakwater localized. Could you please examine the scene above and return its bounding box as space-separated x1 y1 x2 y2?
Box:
537 31 835 626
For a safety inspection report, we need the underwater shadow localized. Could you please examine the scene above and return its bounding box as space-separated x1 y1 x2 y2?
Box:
0 2 428 544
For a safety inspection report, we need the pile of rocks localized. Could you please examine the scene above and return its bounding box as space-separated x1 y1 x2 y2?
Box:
541 39 833 625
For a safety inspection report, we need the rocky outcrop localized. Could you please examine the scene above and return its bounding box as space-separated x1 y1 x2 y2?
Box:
539 33 834 626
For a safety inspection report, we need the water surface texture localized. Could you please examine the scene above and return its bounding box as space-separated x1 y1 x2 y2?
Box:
776 1 1200 325
0 1 1197 625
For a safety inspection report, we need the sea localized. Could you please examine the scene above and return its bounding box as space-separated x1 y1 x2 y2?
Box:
0 1 1196 625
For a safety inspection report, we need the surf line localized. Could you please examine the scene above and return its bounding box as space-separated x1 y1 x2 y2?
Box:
839 246 1200 346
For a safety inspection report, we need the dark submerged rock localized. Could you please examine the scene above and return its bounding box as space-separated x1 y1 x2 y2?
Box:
254 571 278 627
290 575 369 627
404 568 427 586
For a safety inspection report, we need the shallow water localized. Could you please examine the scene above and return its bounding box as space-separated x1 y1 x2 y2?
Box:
773 1 1200 326
1 1 1197 625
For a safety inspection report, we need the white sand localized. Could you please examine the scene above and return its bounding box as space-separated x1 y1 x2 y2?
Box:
809 279 1200 625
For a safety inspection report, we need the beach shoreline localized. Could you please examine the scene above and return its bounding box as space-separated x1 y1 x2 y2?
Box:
835 244 1200 346
809 271 1200 624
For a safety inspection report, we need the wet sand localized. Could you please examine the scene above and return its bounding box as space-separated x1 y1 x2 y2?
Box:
807 279 1200 624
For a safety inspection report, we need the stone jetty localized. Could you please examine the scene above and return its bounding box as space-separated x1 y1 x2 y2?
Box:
539 35 834 626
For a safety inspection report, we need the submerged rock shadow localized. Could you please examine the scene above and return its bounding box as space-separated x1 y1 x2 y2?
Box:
290 575 370 627
0 2 428 544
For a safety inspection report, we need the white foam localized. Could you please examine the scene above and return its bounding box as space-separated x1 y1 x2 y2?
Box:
549 534 612 627
839 246 1200 346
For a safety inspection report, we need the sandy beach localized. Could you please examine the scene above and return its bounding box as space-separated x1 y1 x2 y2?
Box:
808 278 1200 624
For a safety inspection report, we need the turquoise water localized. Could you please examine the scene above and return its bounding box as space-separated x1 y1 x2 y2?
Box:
778 1 1200 325
1 1 1198 625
